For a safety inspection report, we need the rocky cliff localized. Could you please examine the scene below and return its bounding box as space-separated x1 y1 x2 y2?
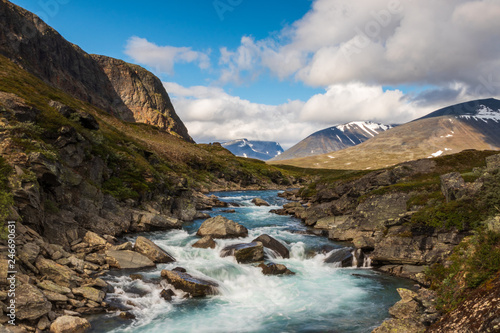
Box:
0 0 191 141
92 55 193 142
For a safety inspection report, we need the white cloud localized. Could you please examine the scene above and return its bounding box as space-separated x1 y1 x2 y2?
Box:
165 82 444 148
219 0 500 92
124 36 210 75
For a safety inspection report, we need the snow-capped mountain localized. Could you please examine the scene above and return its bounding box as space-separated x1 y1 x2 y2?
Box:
270 121 392 161
221 139 284 161
268 98 500 170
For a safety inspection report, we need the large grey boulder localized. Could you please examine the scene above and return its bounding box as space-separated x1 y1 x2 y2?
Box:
134 236 175 263
324 248 354 267
161 270 218 297
252 234 289 259
220 242 264 263
105 250 155 269
196 215 248 239
16 284 52 321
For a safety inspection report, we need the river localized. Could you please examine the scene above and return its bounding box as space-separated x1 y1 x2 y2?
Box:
90 190 413 333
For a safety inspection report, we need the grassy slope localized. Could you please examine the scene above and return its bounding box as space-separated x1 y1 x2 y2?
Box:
0 54 299 203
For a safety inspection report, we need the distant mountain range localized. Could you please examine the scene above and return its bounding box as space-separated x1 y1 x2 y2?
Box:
222 139 284 160
269 98 500 170
270 121 392 162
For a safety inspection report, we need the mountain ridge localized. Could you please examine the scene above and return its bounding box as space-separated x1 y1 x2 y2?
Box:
221 139 284 160
271 121 392 161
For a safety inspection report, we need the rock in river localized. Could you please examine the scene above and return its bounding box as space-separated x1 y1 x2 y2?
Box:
251 198 270 206
220 242 264 263
161 270 218 297
134 236 176 263
253 234 289 258
196 215 248 239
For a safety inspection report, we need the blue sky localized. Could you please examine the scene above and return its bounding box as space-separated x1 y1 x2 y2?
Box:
10 0 500 148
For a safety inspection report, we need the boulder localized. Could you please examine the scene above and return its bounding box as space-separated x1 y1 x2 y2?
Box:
196 215 248 239
49 315 91 333
72 286 105 303
105 250 155 269
134 236 175 263
440 172 466 202
161 270 218 297
192 236 217 249
160 289 176 302
82 231 107 247
41 290 69 302
258 263 295 275
16 284 52 321
252 234 289 259
37 280 71 295
132 211 183 231
251 198 270 206
19 243 40 264
324 248 354 267
35 257 81 287
220 242 264 263
110 242 133 251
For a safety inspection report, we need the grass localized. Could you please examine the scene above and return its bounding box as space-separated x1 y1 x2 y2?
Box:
426 230 500 312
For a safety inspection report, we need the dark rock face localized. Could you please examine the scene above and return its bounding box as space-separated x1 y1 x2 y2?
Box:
161 270 218 297
220 242 264 263
252 234 289 259
92 55 193 142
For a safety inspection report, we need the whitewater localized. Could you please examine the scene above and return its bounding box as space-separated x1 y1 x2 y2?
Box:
90 190 412 333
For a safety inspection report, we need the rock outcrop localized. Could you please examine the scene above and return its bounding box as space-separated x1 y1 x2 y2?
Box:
134 236 176 263
91 55 193 142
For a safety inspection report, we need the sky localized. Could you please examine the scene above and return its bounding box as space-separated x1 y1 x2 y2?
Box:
11 0 500 149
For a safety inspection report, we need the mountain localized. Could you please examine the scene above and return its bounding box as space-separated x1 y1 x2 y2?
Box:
271 121 392 161
269 99 500 170
222 139 284 160
0 0 192 142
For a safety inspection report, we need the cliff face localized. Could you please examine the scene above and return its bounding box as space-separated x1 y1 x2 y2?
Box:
0 0 192 141
92 55 193 142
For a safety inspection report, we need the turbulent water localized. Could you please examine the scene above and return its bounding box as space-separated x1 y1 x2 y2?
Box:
90 190 413 333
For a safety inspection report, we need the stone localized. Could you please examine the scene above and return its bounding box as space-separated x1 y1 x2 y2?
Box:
251 198 270 206
37 316 50 330
160 289 176 301
134 236 176 263
110 242 133 251
85 253 106 265
196 215 248 239
133 212 183 231
15 284 52 321
82 231 107 247
42 290 69 302
130 274 144 281
440 172 466 203
486 153 500 171
314 215 349 230
119 311 136 320
49 315 91 333
105 250 155 269
324 248 354 267
192 236 217 249
72 287 105 303
37 280 71 295
252 234 289 259
19 243 40 264
161 270 218 297
35 257 81 287
258 263 295 275
220 242 264 263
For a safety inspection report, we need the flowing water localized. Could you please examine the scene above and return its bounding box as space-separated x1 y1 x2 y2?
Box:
90 190 413 333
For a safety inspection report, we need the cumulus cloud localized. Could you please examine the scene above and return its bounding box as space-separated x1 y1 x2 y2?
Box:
220 0 500 92
165 82 441 148
125 36 210 75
